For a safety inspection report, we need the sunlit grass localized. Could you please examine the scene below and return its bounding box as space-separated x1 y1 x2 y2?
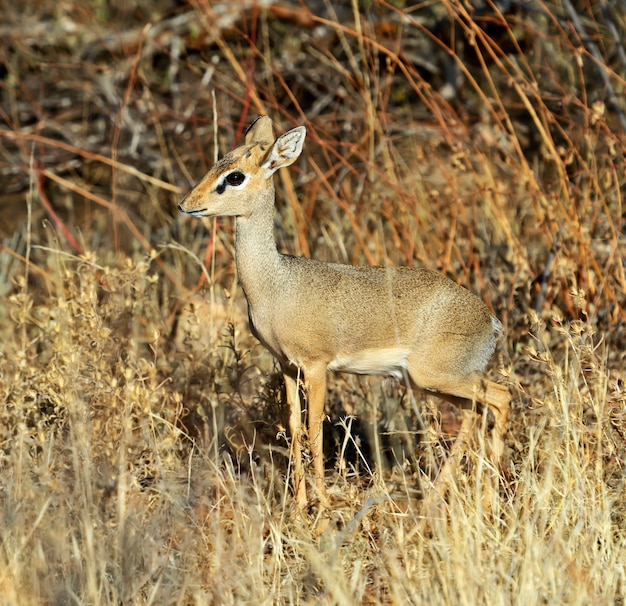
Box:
0 0 624 603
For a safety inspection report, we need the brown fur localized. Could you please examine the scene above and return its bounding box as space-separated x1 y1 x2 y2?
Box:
179 117 511 508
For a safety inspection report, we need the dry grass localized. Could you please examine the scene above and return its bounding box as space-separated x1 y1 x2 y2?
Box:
0 0 625 603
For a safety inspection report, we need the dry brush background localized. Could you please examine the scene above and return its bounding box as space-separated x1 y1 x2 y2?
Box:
0 0 625 604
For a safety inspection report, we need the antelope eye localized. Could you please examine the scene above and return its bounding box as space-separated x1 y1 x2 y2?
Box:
225 171 246 186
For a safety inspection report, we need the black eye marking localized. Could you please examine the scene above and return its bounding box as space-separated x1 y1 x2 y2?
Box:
216 171 246 195
225 171 246 186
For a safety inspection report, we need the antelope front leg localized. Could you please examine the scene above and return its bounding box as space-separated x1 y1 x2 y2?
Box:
284 372 307 509
305 363 329 507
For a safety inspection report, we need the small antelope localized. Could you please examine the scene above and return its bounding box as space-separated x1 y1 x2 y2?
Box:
179 116 510 508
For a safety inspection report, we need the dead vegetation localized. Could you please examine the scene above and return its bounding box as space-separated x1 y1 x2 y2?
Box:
0 0 625 603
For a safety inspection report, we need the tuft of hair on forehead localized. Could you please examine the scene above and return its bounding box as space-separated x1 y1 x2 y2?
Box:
211 153 238 174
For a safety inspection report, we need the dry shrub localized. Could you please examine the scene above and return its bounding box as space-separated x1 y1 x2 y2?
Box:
0 0 625 603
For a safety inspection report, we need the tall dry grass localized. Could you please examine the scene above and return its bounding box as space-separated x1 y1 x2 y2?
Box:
0 0 624 603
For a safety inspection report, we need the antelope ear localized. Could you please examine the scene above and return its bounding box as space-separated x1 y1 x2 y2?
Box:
261 126 306 178
245 116 274 146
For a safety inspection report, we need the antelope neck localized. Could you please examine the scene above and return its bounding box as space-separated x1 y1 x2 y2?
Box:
234 182 282 294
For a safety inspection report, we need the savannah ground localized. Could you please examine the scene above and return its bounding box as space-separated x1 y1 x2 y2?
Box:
0 1 625 604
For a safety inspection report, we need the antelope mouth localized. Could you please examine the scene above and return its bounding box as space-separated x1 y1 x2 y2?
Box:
178 204 208 217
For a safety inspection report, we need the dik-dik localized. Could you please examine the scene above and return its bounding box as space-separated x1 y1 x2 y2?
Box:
178 116 511 508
